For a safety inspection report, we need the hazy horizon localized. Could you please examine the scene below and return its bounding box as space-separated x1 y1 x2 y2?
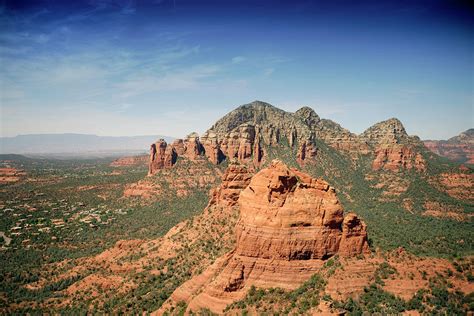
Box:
1 0 473 140
0 102 473 141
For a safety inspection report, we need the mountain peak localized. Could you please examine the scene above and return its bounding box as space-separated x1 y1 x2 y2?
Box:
457 128 474 140
294 106 321 126
208 101 304 136
360 117 409 145
373 117 406 132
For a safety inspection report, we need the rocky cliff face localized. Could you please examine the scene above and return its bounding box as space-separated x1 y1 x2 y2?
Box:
164 160 369 313
148 102 430 176
146 101 316 173
293 106 369 154
360 118 426 172
148 133 207 176
424 129 474 164
148 139 177 175
208 164 254 207
207 101 315 165
235 160 368 260
360 118 412 146
372 145 426 172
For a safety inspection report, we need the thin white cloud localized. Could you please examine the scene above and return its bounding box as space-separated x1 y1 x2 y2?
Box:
232 56 246 64
263 68 275 76
115 103 133 113
117 64 221 97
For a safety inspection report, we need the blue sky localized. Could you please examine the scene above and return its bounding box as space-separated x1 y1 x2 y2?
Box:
0 0 472 139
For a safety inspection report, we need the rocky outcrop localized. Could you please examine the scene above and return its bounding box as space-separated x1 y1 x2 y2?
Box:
148 134 207 176
200 131 224 164
235 160 369 260
219 123 256 162
206 101 315 165
204 102 370 164
183 132 205 160
361 118 427 172
147 101 319 171
339 213 369 256
148 139 177 176
166 160 369 314
294 106 368 153
147 102 430 174
372 145 426 172
424 129 474 164
170 139 186 155
296 141 318 165
208 164 254 207
360 118 412 146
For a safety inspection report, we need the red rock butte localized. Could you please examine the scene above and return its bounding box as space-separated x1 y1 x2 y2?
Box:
160 160 369 314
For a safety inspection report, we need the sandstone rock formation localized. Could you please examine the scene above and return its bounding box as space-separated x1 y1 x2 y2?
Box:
424 129 474 164
147 101 319 173
360 118 411 146
148 134 206 176
295 106 369 154
361 118 426 172
147 102 431 175
208 164 254 207
200 131 224 164
296 140 318 165
235 160 369 260
148 139 177 175
207 101 315 165
372 145 426 172
170 139 186 155
183 132 205 160
165 160 369 314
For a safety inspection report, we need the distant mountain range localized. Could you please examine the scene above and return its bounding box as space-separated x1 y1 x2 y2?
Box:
0 133 174 156
424 129 474 164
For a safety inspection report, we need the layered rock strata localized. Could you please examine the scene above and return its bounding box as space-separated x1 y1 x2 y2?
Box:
372 145 426 172
148 133 207 175
148 139 177 175
148 101 319 175
208 164 254 207
361 118 426 172
164 160 369 314
148 102 430 175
